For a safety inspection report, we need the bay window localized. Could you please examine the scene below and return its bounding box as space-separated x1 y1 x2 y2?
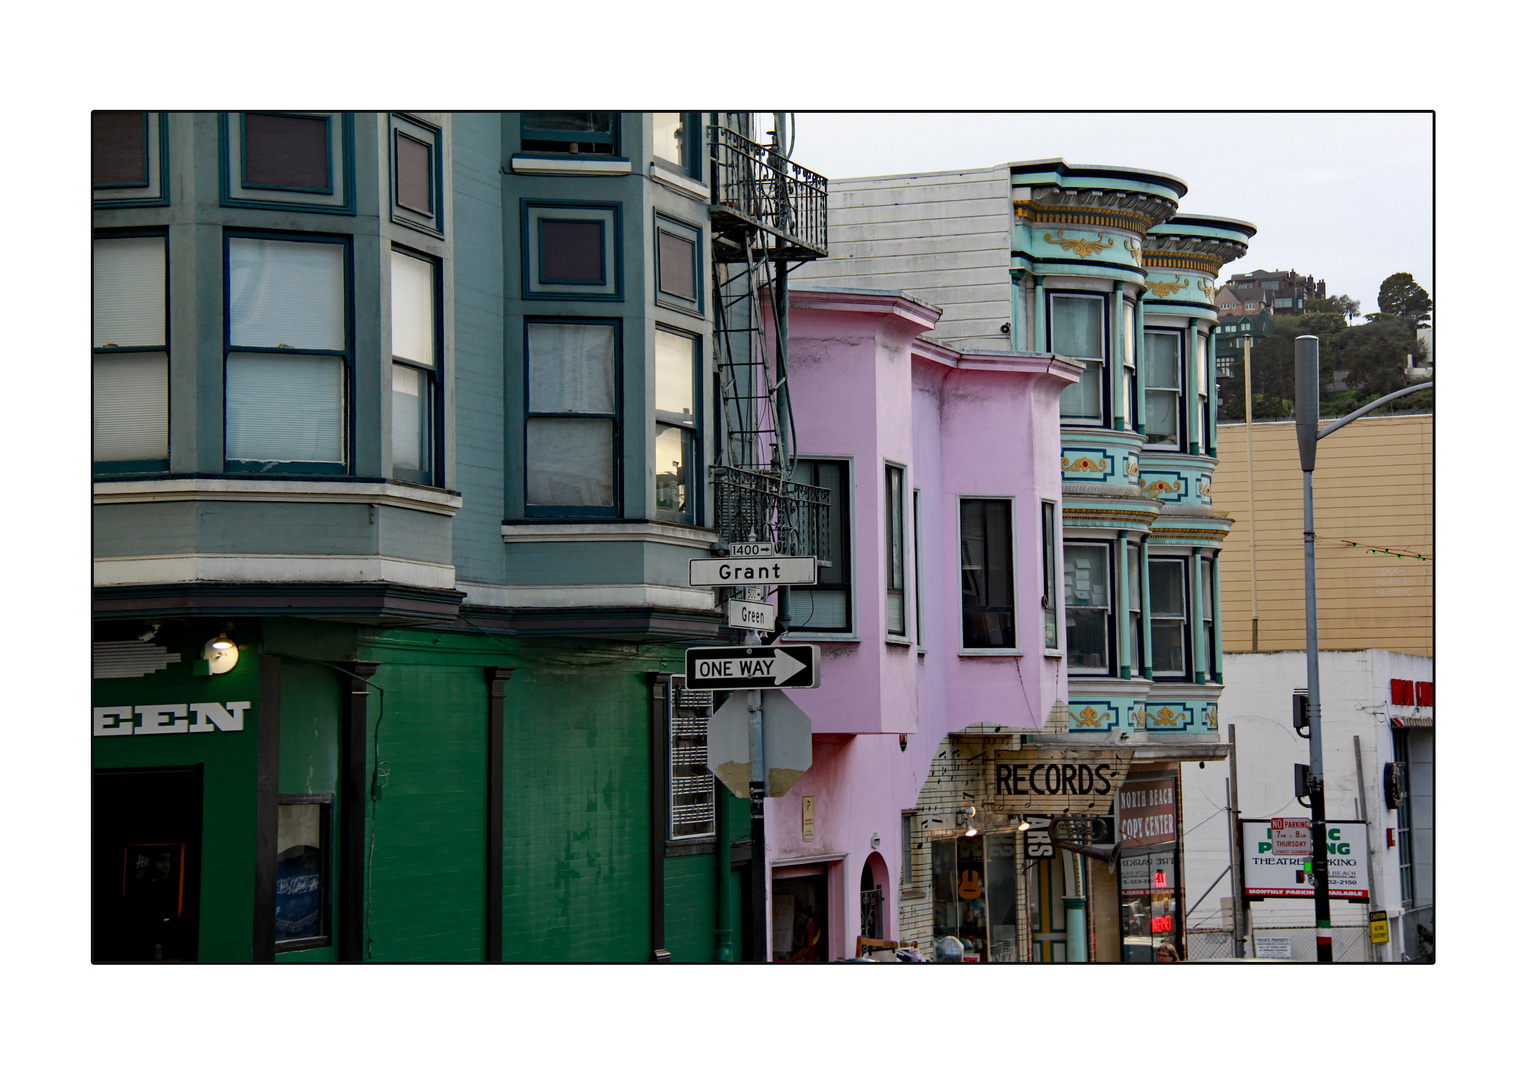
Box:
1064 543 1111 674
1143 331 1182 449
655 328 698 523
1128 543 1144 676
224 234 349 472
525 320 619 515
93 234 169 470
960 499 1015 650
1052 294 1106 424
1201 554 1218 682
391 248 438 485
1149 556 1189 678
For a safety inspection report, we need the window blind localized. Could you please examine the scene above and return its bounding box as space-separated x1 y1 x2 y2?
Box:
390 250 435 366
228 238 344 350
526 418 613 506
226 353 344 462
94 237 164 347
527 323 615 414
93 352 168 460
1051 296 1103 359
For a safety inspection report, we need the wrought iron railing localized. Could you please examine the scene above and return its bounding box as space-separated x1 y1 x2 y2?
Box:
712 464 830 561
709 126 828 258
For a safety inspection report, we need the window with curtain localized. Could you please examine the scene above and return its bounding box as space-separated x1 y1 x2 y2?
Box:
94 235 169 469
1149 556 1188 678
391 248 437 485
655 328 697 523
1122 301 1137 429
786 460 851 633
1144 331 1182 448
525 320 619 513
1064 543 1111 673
225 235 348 471
1051 294 1105 423
886 464 907 637
521 112 618 154
960 499 1014 649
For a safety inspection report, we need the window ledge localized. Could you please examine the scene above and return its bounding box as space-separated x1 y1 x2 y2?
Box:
501 521 719 548
510 154 632 177
93 478 463 516
958 648 1025 658
649 162 709 201
787 633 859 643
1044 649 1065 659
886 637 913 648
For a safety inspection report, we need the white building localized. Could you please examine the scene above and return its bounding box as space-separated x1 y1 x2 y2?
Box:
1180 649 1434 961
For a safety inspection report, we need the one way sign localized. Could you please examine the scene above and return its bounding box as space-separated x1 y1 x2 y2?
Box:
684 645 820 690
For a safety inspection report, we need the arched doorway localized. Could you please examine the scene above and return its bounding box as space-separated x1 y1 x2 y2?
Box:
860 851 890 940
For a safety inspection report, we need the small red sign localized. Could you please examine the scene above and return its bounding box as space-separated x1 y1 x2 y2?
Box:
1151 914 1174 934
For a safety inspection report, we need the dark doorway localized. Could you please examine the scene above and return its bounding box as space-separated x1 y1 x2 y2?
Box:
772 868 829 962
93 766 204 962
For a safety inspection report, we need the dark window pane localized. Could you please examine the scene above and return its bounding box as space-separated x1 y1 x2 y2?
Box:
540 220 604 284
395 131 432 214
244 113 330 191
523 111 613 135
961 499 1014 649
658 230 697 301
93 112 147 186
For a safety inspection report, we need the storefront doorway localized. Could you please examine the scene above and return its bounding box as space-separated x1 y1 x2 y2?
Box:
1116 772 1183 963
772 866 829 962
931 832 1020 962
93 766 204 962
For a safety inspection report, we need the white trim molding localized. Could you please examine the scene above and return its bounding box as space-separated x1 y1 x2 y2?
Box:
458 582 718 613
648 162 709 202
93 478 463 517
510 154 632 177
94 553 457 590
502 521 719 549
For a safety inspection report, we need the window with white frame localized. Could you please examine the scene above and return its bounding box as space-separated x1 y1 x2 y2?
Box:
1064 543 1111 674
655 328 698 524
914 489 925 647
1148 555 1189 678
1200 555 1218 682
1052 295 1106 424
1041 501 1059 650
1122 300 1137 430
960 499 1015 649
391 248 438 485
652 113 701 179
94 234 169 469
1143 330 1182 449
525 320 619 514
225 235 349 472
787 459 851 633
1196 333 1211 454
886 463 907 638
1128 542 1144 674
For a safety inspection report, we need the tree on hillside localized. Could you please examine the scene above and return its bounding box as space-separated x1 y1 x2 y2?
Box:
1376 272 1432 326
1323 316 1421 403
1306 294 1362 324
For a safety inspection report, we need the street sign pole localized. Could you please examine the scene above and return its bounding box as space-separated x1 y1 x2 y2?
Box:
744 627 768 963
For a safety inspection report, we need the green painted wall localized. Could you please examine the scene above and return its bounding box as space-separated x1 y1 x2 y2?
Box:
92 625 261 962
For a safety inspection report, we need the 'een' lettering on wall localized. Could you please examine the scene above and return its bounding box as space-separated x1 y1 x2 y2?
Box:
94 702 251 737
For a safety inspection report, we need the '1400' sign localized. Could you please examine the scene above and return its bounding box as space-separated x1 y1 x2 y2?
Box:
94 702 251 737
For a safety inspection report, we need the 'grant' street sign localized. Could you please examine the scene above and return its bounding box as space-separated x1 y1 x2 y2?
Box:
689 556 817 587
685 645 820 690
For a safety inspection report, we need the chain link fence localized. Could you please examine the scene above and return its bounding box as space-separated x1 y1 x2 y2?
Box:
1186 925 1372 962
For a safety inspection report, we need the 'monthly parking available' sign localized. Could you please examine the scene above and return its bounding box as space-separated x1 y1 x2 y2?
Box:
1240 819 1369 900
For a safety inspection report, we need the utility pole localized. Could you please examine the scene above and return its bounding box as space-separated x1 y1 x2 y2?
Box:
1243 336 1259 652
1294 335 1431 963
1227 724 1246 958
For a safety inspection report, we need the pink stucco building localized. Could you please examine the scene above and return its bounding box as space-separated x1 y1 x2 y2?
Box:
759 287 1081 962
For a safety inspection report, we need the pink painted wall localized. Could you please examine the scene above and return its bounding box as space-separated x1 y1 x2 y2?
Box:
760 287 1078 958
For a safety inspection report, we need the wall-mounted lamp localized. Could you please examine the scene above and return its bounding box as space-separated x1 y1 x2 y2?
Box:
136 623 160 643
955 806 978 838
197 627 239 675
1018 818 1032 832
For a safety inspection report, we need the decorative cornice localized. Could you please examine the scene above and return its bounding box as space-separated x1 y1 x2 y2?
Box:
1015 201 1156 237
94 478 463 517
1144 252 1222 274
1062 507 1161 524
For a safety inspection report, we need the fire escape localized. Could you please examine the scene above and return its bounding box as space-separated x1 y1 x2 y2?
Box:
708 115 831 560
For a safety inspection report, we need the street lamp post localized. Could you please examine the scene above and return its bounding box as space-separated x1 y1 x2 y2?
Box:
1293 335 1432 963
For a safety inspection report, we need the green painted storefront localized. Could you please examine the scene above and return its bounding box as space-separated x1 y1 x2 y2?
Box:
92 616 748 962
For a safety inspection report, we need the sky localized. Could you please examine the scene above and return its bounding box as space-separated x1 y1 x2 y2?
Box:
786 111 1432 318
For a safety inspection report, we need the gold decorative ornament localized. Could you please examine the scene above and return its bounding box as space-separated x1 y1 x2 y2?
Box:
1141 479 1184 498
1045 229 1115 257
1062 455 1109 473
1143 275 1190 298
1205 705 1219 730
1147 706 1184 728
1072 705 1104 728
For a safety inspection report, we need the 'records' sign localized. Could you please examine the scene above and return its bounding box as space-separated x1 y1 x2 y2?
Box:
987 747 1133 815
